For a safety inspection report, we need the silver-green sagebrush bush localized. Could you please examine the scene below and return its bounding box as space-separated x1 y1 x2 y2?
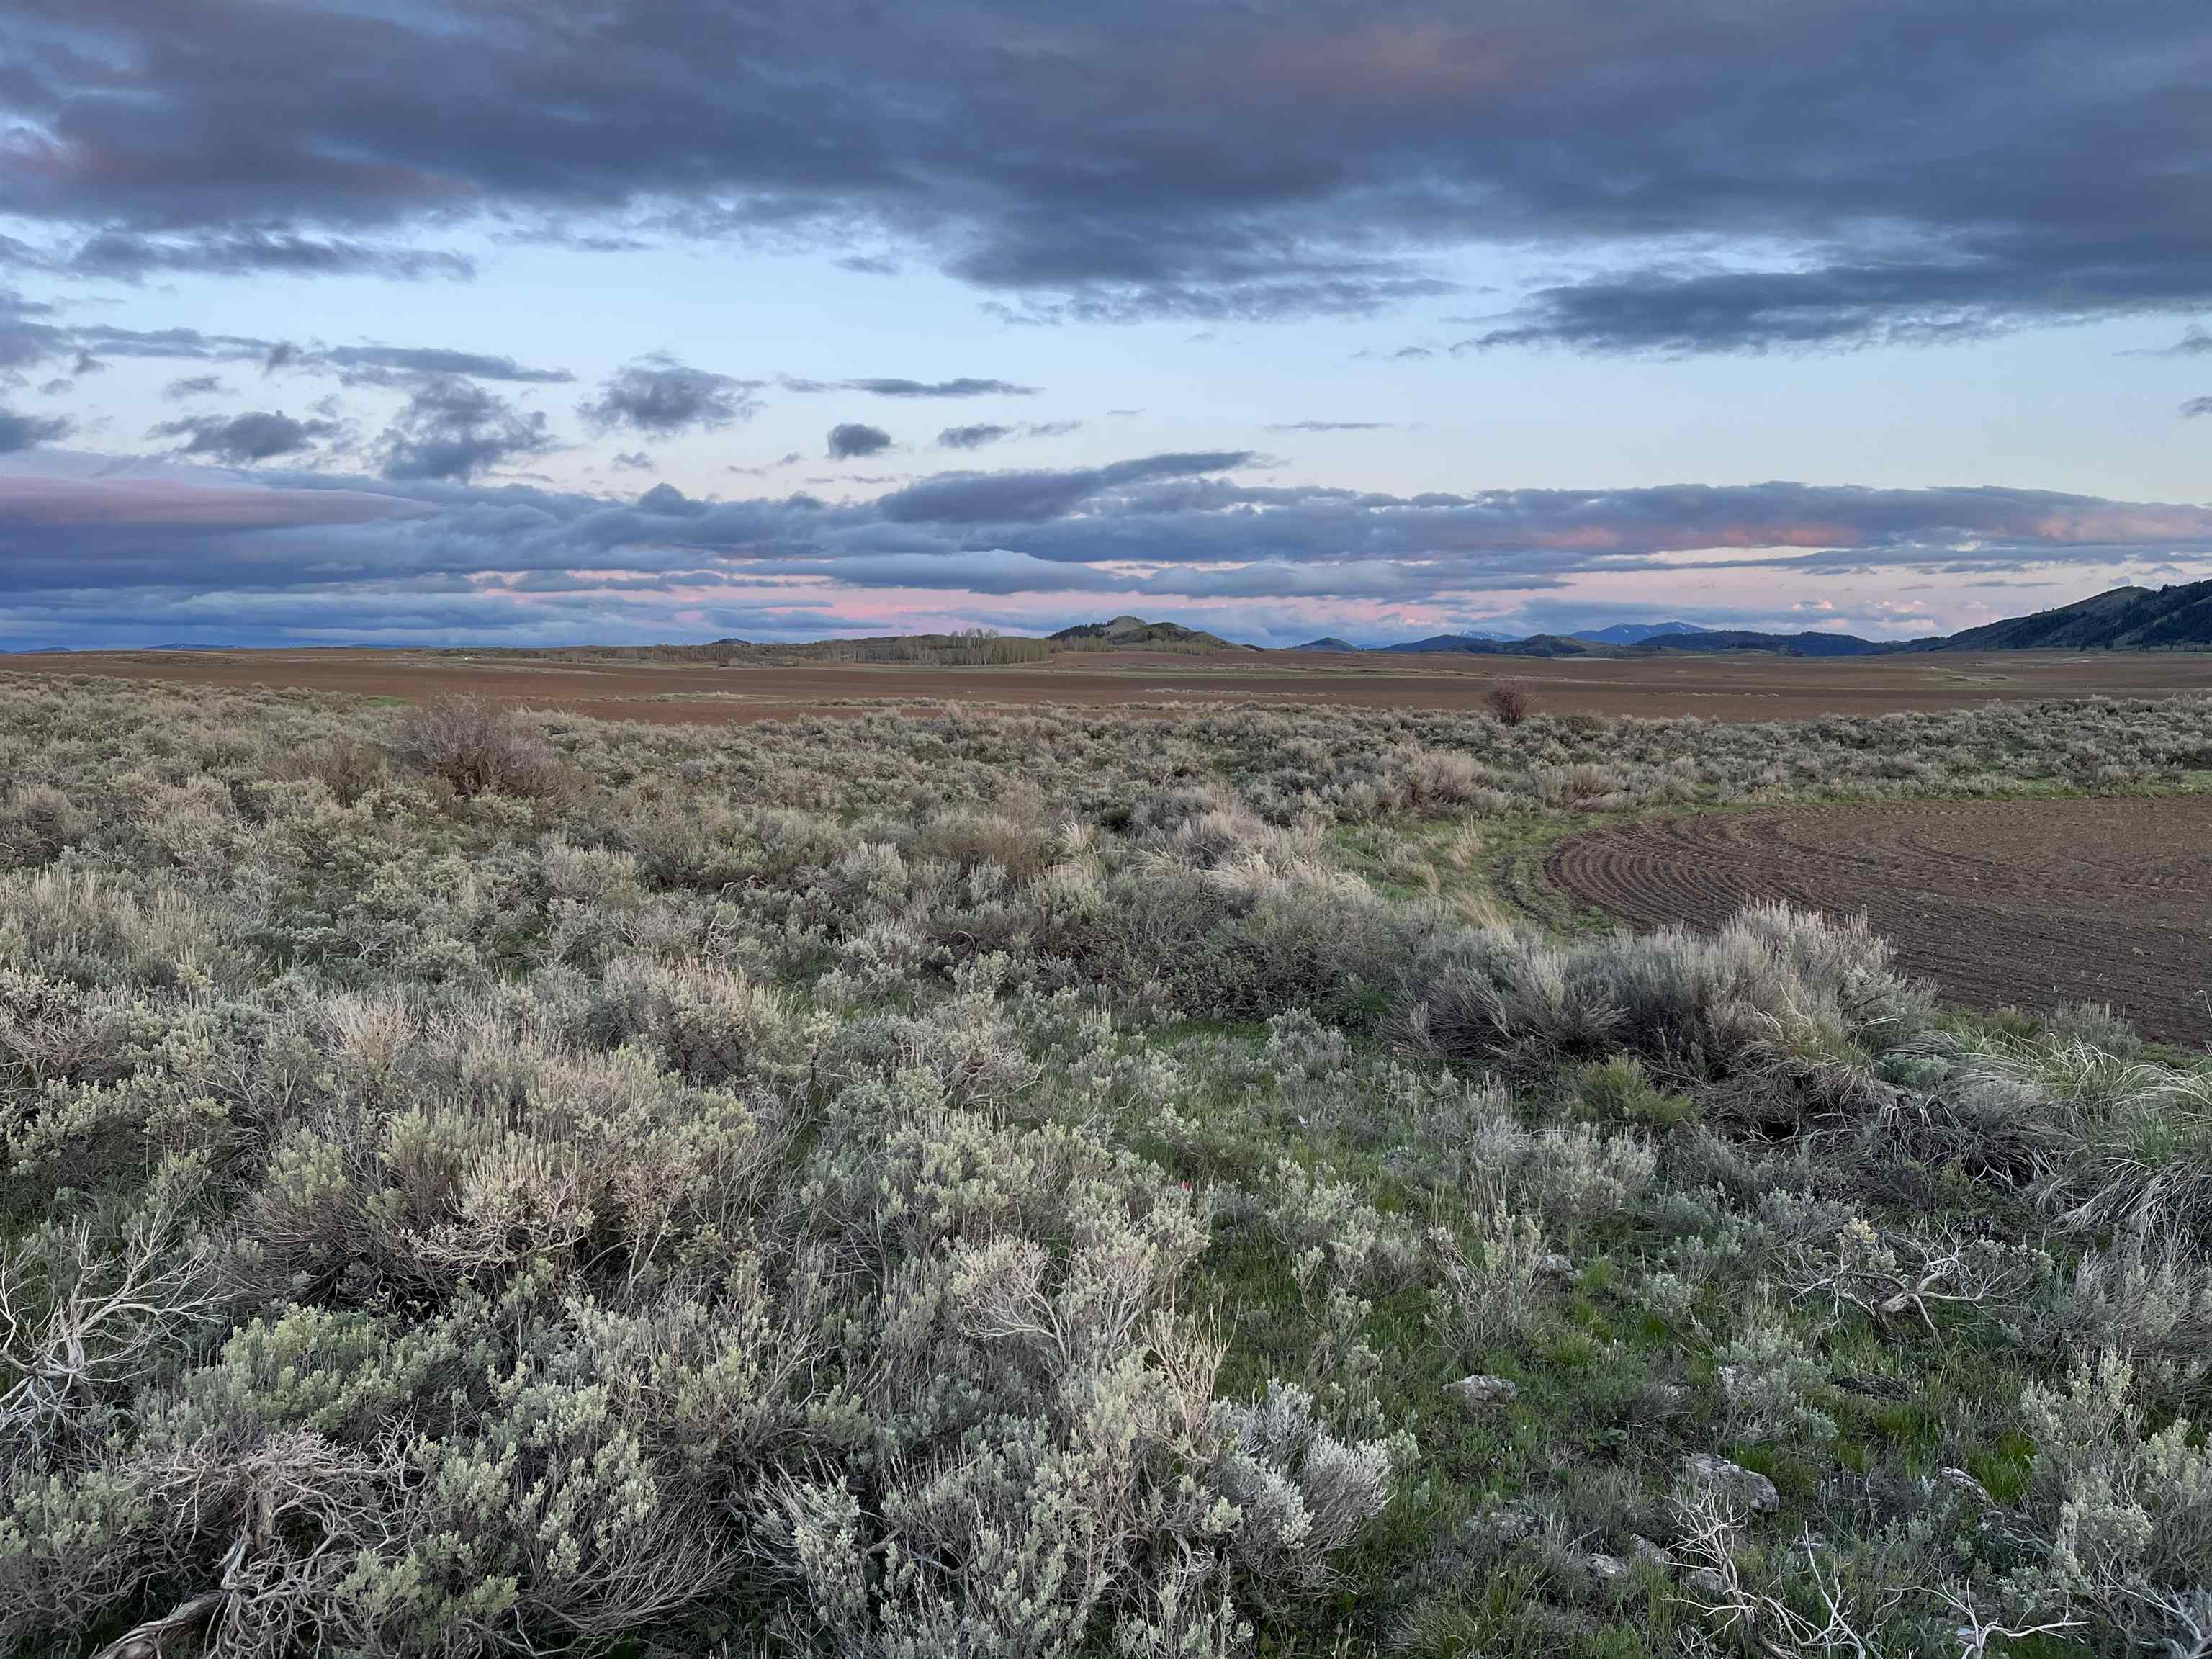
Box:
0 675 2209 1655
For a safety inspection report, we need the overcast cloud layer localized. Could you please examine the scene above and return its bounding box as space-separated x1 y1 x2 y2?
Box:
4 449 2209 649
0 2 2208 645
7 1 2211 341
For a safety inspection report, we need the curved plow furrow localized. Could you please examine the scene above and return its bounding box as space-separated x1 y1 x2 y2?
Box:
1546 797 2212 1046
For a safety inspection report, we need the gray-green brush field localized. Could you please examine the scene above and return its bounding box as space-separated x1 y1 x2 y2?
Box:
3 673 2211 1657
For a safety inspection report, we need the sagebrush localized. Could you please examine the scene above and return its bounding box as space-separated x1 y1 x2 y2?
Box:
2 675 2210 1656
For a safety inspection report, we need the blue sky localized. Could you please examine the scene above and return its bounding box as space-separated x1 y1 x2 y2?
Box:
2 1 2209 648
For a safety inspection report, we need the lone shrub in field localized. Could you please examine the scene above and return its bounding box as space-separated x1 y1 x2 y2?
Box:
289 733 390 806
1485 679 1533 726
389 696 570 799
0 784 90 867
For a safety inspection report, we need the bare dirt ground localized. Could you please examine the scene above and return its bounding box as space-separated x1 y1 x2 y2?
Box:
1546 797 2212 1046
6 646 2212 724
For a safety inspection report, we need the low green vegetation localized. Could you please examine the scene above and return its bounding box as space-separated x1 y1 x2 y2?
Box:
2 674 2211 1655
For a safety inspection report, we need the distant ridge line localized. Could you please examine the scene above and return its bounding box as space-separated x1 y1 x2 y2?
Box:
1276 579 2212 656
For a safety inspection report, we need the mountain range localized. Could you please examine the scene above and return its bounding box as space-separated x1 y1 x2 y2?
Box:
1280 579 2212 657
1925 582 2212 651
1049 615 1253 652
1570 621 1707 645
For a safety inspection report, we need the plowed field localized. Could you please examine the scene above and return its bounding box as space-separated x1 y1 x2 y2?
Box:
6 646 2212 724
1546 797 2212 1045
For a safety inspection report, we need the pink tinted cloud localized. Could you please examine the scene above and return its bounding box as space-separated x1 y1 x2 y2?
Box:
1190 12 1585 111
0 475 424 530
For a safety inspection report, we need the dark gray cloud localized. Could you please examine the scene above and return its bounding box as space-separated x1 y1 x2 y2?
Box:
633 482 703 516
582 356 762 435
783 377 1037 398
6 2 2206 342
827 422 894 459
611 450 655 472
377 377 553 481
66 232 474 283
0 407 72 451
2155 328 2212 357
936 419 1083 450
0 290 80 372
727 451 803 477
163 374 228 400
878 451 1250 523
979 265 1455 328
2185 397 2212 418
76 325 274 364
317 346 572 385
150 410 340 464
0 300 573 392
1266 420 1393 432
938 423 1010 451
1455 257 2191 355
850 378 1033 399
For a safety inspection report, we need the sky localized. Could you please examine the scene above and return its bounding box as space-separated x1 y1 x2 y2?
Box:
1 0 2210 649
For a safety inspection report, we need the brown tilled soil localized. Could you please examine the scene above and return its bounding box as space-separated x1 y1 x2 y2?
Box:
1546 797 2212 1046
6 646 2212 724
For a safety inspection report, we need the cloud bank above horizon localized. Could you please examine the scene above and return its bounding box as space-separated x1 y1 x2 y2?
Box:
1 0 2208 645
4 449 2208 650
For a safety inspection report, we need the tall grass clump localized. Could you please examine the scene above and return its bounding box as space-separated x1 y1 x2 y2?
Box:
1405 902 1925 1117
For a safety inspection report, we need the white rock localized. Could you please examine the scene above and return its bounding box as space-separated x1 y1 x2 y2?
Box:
1938 1467 1993 1505
1683 1565 1731 1599
1475 1501 1538 1541
1448 1373 1520 1408
1679 1452 1780 1514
